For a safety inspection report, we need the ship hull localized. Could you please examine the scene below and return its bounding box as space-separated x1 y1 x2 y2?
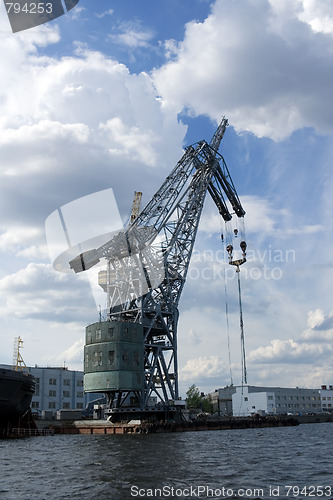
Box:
0 368 35 428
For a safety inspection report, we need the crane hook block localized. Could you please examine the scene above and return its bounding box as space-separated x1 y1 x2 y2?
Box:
240 241 247 254
226 244 233 254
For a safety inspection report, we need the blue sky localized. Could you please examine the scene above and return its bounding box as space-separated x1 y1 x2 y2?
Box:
0 0 333 396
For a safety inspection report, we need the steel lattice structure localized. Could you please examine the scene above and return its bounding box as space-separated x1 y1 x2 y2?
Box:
70 118 245 419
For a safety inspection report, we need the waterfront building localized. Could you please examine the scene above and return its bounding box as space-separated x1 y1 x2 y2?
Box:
319 385 333 413
209 386 236 415
232 385 322 416
208 385 323 416
28 365 100 414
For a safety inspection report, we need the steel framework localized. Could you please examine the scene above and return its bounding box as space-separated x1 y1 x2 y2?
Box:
70 118 245 418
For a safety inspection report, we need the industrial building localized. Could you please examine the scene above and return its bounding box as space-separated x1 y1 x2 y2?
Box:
27 365 99 415
209 385 326 416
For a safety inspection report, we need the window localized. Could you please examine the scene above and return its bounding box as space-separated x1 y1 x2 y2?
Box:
35 378 40 397
48 402 56 409
63 402 70 409
76 403 83 409
63 379 71 386
108 327 114 338
252 406 256 409
32 401 39 409
77 380 83 387
93 351 102 367
49 378 57 385
133 350 139 367
244 397 248 401
96 329 102 340
76 392 83 398
63 391 70 398
108 350 115 366
268 396 273 400
49 390 56 397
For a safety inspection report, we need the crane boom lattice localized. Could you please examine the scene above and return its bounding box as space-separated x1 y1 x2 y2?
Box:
77 118 246 421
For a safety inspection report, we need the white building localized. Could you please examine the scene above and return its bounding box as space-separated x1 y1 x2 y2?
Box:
232 385 322 416
319 385 333 413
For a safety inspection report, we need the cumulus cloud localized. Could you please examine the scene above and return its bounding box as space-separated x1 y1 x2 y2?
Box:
109 22 154 48
57 339 84 365
0 227 43 253
180 355 225 381
0 263 95 322
153 0 333 140
199 195 278 236
0 29 186 245
248 338 329 364
307 309 325 329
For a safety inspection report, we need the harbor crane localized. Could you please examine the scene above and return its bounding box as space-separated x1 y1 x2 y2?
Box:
70 118 246 421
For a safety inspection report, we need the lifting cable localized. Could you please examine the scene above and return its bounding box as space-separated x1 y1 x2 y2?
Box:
237 266 247 386
224 217 248 387
220 222 233 387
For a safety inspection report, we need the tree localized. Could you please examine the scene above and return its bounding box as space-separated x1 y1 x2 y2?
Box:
186 384 212 413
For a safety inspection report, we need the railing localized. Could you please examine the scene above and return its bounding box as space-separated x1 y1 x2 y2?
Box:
10 428 54 436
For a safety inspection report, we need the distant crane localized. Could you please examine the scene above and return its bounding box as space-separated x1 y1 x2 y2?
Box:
70 118 246 421
13 337 29 374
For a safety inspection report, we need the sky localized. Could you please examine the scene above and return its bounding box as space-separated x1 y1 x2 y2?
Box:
0 0 333 397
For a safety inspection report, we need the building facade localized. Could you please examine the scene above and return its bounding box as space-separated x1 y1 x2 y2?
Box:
209 386 236 415
28 365 99 414
319 385 333 413
232 385 322 416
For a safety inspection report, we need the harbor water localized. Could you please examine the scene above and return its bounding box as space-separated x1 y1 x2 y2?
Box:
0 423 332 500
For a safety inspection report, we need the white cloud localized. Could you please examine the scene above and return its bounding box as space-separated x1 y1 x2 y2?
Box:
0 32 186 247
180 356 225 381
294 0 333 35
57 339 84 365
99 117 159 166
153 0 333 140
108 22 154 48
95 9 114 19
0 263 95 322
307 309 325 329
248 338 328 363
0 227 43 253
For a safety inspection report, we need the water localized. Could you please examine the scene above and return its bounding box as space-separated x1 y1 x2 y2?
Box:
0 423 332 500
